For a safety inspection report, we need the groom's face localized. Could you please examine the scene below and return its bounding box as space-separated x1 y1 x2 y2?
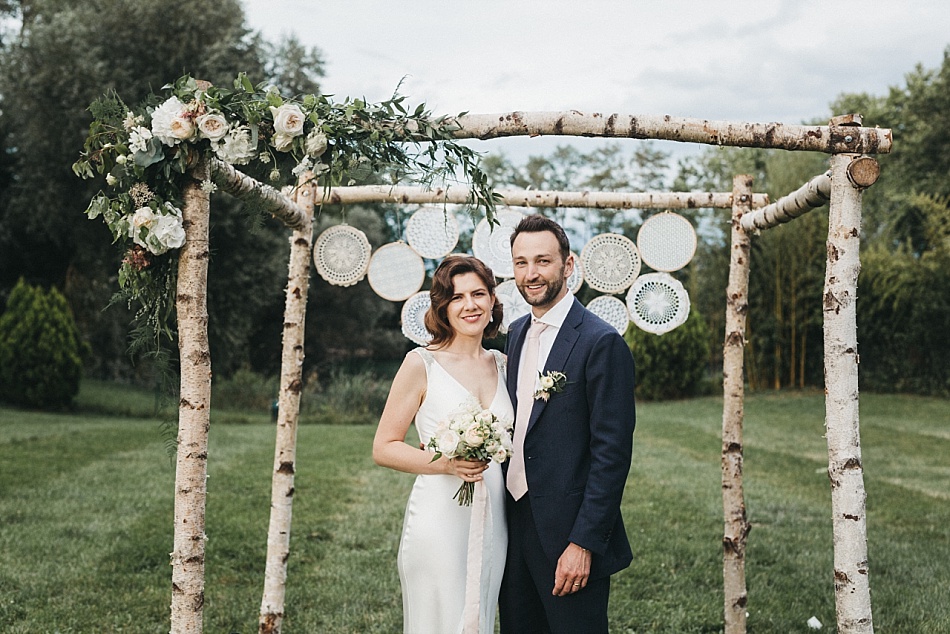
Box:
511 230 574 313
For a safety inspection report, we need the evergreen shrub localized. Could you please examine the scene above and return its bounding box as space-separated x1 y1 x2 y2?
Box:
0 279 84 408
624 308 711 400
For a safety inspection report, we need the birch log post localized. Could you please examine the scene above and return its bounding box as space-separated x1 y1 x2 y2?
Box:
448 112 892 155
170 157 213 634
259 173 316 634
824 154 874 633
320 185 769 210
721 175 753 634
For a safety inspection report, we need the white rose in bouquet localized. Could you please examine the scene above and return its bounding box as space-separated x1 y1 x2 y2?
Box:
492 448 509 463
463 425 485 447
434 428 460 458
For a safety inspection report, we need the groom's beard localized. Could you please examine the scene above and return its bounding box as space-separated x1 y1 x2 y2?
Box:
518 270 566 308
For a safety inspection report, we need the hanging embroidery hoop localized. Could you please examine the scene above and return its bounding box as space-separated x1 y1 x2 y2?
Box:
586 295 630 335
401 291 433 345
405 206 460 259
313 224 372 287
472 209 525 278
637 211 697 272
626 272 690 335
367 242 426 301
495 279 531 334
579 233 641 293
567 250 585 295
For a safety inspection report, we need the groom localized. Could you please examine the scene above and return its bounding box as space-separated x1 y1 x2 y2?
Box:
500 215 636 634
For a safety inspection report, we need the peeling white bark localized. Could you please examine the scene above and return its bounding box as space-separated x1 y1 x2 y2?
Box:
170 158 212 634
740 172 831 232
824 154 874 634
320 185 768 209
447 111 892 154
258 175 315 634
210 158 307 230
721 175 753 634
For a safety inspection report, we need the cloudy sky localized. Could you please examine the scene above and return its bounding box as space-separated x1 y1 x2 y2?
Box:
242 0 950 163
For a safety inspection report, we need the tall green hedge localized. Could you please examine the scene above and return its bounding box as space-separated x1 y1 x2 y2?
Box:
624 308 711 400
0 279 83 408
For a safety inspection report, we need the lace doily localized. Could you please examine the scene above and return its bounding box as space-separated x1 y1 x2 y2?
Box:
313 225 372 287
637 212 697 272
567 251 585 294
579 233 641 294
626 273 690 335
405 206 460 259
495 279 531 334
472 209 525 278
401 291 433 345
585 295 630 335
367 242 426 301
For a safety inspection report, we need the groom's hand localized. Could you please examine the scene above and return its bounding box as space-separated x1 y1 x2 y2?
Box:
552 542 591 596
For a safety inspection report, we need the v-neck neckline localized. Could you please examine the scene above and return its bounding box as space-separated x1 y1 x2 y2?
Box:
428 350 502 411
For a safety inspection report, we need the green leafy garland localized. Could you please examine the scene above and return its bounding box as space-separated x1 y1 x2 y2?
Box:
73 73 497 356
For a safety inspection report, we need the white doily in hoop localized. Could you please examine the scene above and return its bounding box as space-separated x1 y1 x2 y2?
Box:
472 209 525 278
626 273 690 335
567 251 585 294
405 206 459 259
637 212 697 272
580 233 641 293
586 295 630 335
367 242 425 301
313 225 372 287
495 279 531 334
401 291 433 345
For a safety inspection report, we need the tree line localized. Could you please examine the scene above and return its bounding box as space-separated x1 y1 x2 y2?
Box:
0 0 946 397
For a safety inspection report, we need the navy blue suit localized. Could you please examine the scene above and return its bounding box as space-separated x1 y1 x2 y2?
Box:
500 297 636 633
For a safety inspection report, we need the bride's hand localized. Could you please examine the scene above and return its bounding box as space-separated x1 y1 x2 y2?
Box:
446 457 489 482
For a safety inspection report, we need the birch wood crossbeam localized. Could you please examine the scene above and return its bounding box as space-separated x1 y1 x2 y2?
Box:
740 171 831 232
320 185 769 210
448 112 892 155
210 158 309 230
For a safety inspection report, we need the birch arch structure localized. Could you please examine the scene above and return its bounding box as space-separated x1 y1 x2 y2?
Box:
167 111 891 634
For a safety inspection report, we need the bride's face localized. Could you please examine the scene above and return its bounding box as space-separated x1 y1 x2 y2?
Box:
446 272 494 338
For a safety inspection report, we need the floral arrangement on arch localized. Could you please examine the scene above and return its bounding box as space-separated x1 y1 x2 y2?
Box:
72 74 496 349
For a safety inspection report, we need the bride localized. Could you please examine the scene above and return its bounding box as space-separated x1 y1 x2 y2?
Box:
373 255 512 634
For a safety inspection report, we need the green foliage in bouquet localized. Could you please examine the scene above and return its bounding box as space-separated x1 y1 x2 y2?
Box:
624 308 711 400
0 279 85 409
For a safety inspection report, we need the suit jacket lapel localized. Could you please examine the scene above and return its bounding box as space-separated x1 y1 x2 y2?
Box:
526 298 584 432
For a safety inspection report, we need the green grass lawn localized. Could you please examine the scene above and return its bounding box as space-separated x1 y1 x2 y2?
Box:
1 389 947 633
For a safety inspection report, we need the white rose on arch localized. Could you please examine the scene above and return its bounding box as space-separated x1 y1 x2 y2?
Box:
196 113 230 142
129 206 158 246
151 96 195 146
269 103 306 145
150 214 186 254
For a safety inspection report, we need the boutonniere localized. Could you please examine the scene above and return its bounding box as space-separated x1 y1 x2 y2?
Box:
534 371 567 401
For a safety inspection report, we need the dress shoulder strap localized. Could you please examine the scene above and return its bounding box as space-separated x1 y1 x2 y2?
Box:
409 346 435 370
489 348 507 373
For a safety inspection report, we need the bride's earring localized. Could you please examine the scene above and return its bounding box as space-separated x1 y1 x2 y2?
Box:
489 305 495 323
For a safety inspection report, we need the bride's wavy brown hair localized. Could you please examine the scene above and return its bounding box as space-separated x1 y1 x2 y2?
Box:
425 255 504 347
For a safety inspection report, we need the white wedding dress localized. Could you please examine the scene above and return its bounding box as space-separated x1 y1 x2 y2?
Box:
397 348 512 634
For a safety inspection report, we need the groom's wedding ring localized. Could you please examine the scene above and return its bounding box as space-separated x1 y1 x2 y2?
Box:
573 583 581 586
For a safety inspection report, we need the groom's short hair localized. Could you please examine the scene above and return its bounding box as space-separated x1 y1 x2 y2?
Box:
510 214 571 262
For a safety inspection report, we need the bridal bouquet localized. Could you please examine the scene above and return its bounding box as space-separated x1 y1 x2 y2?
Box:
427 397 514 506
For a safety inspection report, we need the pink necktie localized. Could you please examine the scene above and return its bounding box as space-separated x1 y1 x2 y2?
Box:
507 320 548 500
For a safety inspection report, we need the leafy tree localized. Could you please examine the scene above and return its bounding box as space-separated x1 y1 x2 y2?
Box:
0 0 327 380
0 278 84 408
